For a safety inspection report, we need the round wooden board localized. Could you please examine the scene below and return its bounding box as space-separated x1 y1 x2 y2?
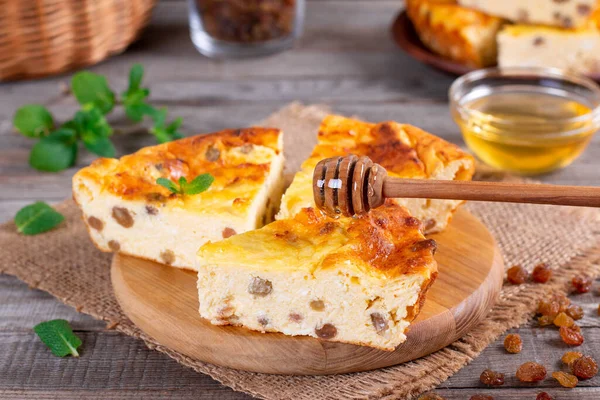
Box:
111 209 504 375
391 10 600 82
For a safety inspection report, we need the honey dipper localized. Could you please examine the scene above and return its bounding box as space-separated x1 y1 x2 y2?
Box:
313 155 600 217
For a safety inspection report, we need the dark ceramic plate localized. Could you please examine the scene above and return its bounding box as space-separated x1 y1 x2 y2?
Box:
391 10 600 81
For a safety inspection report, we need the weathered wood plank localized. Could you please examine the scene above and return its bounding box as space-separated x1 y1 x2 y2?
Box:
430 388 600 399
0 331 250 397
0 390 251 400
0 275 105 332
0 327 598 395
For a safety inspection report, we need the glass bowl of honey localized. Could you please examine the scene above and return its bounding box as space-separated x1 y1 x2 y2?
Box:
449 67 600 175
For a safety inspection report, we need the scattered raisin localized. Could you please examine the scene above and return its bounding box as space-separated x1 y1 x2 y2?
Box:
417 394 445 400
239 143 253 154
310 299 325 311
538 315 554 327
516 362 547 382
555 293 571 312
532 263 552 283
145 205 157 215
577 4 592 15
469 395 493 400
87 216 104 231
562 351 583 366
560 325 584 346
222 227 237 238
248 276 272 296
411 239 437 254
108 240 120 252
553 312 575 328
112 207 134 228
566 305 584 320
205 146 221 162
536 393 553 400
370 313 389 334
504 334 522 354
571 356 598 379
289 313 303 323
507 265 528 284
160 250 175 265
480 369 505 386
538 299 559 317
572 275 592 293
315 323 337 339
552 371 578 388
257 316 269 327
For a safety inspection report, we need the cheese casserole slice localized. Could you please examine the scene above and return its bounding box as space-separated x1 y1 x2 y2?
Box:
197 203 438 351
405 0 505 68
278 115 475 234
498 9 600 75
196 116 471 350
73 128 285 271
459 0 599 29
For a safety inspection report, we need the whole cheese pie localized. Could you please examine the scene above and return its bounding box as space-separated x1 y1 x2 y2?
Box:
197 203 438 351
459 0 599 29
406 0 505 68
73 128 285 271
498 10 600 75
278 115 475 234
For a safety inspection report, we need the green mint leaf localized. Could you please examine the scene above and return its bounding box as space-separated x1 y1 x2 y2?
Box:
71 71 115 114
13 105 54 138
150 126 174 144
74 108 113 138
124 101 154 123
181 174 214 195
149 107 167 126
156 177 180 194
29 129 77 172
128 64 144 92
15 201 65 235
33 319 82 357
82 133 115 158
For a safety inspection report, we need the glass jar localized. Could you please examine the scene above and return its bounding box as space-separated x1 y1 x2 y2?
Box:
188 0 305 58
449 67 600 175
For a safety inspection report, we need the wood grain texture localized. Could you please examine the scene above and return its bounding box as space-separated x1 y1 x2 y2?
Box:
382 179 600 207
111 209 504 375
1 0 599 397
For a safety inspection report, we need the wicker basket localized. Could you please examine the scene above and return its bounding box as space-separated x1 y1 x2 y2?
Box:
0 0 156 81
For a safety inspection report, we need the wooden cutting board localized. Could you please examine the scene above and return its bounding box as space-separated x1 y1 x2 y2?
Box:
111 208 504 375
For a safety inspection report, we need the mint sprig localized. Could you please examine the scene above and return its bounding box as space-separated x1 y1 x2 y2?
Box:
13 105 54 138
15 201 65 235
33 319 82 357
13 63 184 172
71 71 115 114
157 174 214 196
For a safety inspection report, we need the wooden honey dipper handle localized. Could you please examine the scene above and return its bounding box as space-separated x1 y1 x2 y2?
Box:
313 155 600 217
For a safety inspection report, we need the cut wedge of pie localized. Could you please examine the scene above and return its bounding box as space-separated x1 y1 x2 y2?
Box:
73 128 285 271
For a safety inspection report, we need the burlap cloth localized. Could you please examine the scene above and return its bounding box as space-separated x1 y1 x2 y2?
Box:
2 103 600 399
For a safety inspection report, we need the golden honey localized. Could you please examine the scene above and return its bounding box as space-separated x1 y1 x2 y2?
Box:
450 68 600 176
457 91 595 175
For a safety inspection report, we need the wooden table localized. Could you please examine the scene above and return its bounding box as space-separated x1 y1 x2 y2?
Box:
1 1 599 399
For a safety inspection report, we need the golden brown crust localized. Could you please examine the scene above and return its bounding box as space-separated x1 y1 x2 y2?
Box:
73 127 283 216
312 115 475 181
406 0 504 68
200 201 437 280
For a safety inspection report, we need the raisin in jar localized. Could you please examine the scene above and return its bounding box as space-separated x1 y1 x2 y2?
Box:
188 0 305 57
